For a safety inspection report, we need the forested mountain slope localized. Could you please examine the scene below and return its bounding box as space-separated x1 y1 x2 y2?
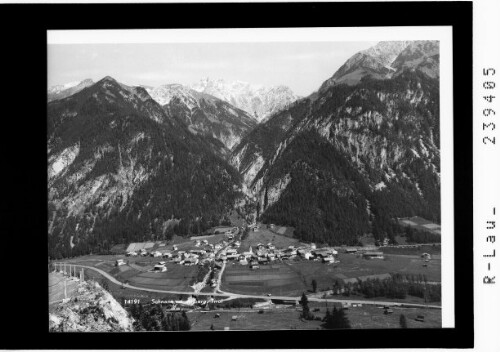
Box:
48 77 242 258
232 41 441 245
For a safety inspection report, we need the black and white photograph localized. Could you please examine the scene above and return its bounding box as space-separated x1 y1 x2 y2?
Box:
1 0 492 350
47 27 454 333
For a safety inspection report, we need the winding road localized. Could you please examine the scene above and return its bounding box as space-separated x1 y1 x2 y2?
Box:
54 263 441 309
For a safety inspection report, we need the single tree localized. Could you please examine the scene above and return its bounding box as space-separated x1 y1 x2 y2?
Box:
399 314 408 328
312 279 318 293
300 292 312 320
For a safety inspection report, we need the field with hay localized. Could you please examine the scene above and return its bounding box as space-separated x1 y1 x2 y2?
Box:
221 262 307 296
187 305 441 330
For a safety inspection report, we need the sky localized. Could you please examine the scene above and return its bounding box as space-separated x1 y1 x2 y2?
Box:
48 41 376 97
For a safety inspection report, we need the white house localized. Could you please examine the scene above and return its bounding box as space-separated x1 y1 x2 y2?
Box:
153 264 167 272
115 259 126 266
323 256 335 263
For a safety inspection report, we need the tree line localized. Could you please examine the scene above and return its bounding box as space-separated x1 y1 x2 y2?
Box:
128 303 191 331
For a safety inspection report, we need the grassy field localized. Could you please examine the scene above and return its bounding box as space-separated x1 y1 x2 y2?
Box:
380 245 441 256
62 255 202 292
221 252 440 297
332 253 441 282
346 305 441 328
188 308 322 330
187 305 441 330
60 243 440 299
268 225 296 238
221 262 307 296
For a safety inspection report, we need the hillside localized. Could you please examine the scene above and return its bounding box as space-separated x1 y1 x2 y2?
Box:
148 84 257 151
49 280 134 332
231 41 441 245
48 79 95 102
48 76 242 258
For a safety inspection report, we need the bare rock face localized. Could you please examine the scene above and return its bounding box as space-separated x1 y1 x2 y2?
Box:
49 281 134 332
190 78 299 123
319 41 439 90
148 84 258 151
231 41 441 245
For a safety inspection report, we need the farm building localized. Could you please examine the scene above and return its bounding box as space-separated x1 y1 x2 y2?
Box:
161 251 173 258
253 301 274 309
344 247 358 254
153 263 167 272
115 259 126 266
362 251 384 259
322 256 335 263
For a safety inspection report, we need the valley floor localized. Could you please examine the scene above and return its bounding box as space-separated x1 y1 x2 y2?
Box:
51 224 442 330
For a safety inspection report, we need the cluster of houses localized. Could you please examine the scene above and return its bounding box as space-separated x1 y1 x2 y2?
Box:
215 242 338 269
125 238 235 267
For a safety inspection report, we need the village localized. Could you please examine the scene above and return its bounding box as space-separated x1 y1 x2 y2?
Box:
113 222 432 288
51 221 442 331
118 224 343 275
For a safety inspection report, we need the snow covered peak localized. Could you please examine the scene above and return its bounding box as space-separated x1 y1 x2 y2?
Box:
361 41 412 66
47 79 95 102
146 84 199 107
319 40 438 91
48 79 94 94
189 78 298 122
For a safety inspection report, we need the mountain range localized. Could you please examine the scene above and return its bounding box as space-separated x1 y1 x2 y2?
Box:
146 84 257 151
48 76 243 258
190 78 299 122
48 79 94 102
48 40 441 257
